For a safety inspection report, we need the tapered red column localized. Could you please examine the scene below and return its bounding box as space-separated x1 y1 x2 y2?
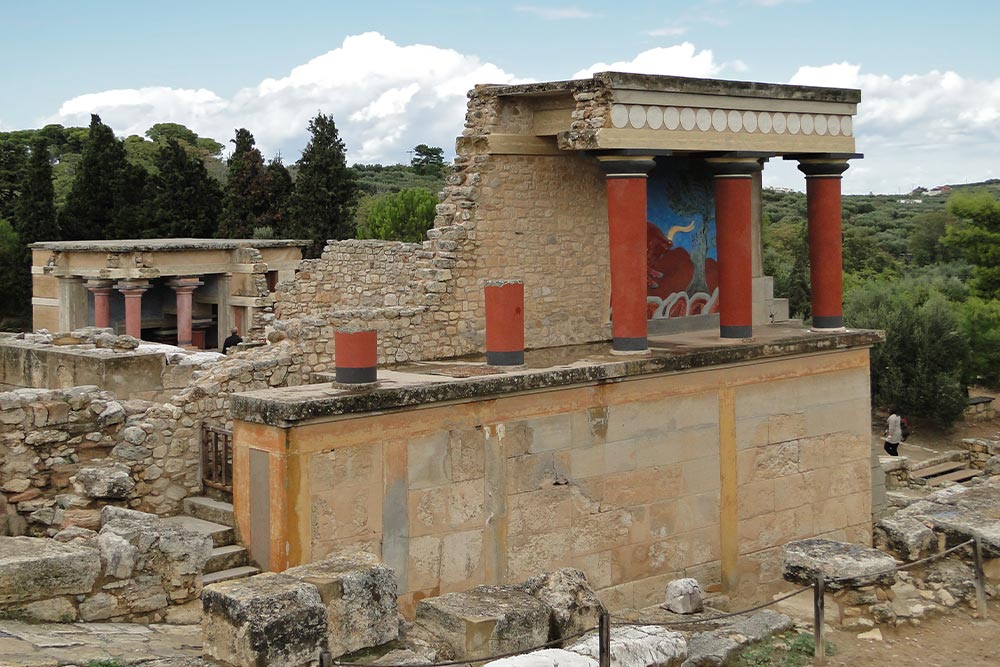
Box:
116 280 149 339
799 160 850 329
708 158 762 339
86 280 114 329
485 280 525 366
169 277 204 347
598 155 656 353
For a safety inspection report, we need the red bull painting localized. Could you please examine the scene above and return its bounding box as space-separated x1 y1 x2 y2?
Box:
646 159 719 320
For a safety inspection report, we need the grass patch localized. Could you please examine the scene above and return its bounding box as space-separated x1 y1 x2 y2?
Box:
736 631 837 667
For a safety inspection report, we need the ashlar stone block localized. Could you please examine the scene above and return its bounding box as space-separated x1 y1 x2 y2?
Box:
0 536 100 604
284 553 399 658
415 585 551 660
202 572 327 667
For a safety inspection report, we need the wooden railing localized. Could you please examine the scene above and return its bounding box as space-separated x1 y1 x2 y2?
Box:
202 425 233 494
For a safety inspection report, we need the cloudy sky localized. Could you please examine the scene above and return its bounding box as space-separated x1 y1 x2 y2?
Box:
2 0 998 194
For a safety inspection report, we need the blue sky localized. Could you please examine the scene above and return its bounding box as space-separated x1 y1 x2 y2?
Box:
3 0 998 193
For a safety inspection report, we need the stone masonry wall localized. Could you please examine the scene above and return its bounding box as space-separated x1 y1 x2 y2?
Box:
274 348 873 614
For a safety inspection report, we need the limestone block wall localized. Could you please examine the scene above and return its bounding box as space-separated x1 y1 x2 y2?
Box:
239 347 872 613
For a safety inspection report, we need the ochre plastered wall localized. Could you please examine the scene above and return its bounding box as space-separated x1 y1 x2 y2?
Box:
234 347 872 614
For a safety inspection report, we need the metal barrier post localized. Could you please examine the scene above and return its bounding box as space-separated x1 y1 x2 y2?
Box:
974 536 988 618
813 574 826 666
598 609 610 667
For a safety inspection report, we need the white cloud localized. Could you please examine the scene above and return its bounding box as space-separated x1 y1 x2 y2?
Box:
647 26 689 37
785 62 1000 192
514 5 595 20
45 32 527 164
573 43 730 79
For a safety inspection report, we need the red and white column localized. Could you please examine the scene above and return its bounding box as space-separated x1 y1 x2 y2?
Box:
485 280 525 366
116 280 149 339
799 160 850 330
335 329 378 384
708 158 762 339
169 277 203 348
598 155 656 353
86 280 114 329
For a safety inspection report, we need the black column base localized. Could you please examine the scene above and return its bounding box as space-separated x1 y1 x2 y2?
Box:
335 366 377 384
720 325 752 339
487 350 525 366
612 337 648 352
812 315 844 329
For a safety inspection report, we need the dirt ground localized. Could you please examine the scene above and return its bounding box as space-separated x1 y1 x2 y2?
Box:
827 389 1000 666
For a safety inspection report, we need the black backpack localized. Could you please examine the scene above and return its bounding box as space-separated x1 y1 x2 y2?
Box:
900 417 910 441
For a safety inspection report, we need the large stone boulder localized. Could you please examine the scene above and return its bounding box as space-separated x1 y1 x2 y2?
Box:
874 515 936 561
416 586 552 660
202 572 327 667
783 539 898 591
664 578 704 615
682 611 792 667
891 481 1000 557
0 536 100 604
485 648 597 667
73 462 135 499
517 568 605 640
569 625 687 667
284 553 398 658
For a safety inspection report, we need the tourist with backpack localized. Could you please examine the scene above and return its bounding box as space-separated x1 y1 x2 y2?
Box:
884 406 903 456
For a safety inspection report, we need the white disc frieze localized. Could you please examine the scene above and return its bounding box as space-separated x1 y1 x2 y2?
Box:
828 115 841 136
772 112 786 134
728 110 743 132
629 105 647 129
680 107 696 131
842 116 853 136
711 109 727 132
646 105 663 129
814 114 828 135
800 113 814 135
742 110 757 133
665 107 680 130
787 113 801 135
758 111 772 134
697 108 713 131
611 104 630 129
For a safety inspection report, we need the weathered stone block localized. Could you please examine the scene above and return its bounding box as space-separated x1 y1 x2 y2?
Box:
664 578 704 614
0 536 100 603
783 539 897 591
874 516 935 562
416 586 552 659
73 463 135 499
485 648 597 667
202 572 327 667
517 568 605 640
284 553 398 658
570 625 687 667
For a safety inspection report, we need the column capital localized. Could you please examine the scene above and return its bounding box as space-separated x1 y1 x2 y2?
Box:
797 159 850 178
167 276 204 291
596 154 657 177
705 157 763 178
116 279 150 294
85 279 115 292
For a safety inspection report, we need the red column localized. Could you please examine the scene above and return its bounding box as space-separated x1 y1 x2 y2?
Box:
335 329 378 384
170 277 203 348
598 156 655 353
708 158 761 339
799 160 850 329
116 281 149 339
485 280 525 366
87 281 114 329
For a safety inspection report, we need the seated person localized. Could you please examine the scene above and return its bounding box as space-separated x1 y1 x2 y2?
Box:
221 327 243 354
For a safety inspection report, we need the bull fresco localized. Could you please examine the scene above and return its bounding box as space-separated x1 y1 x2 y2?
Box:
646 159 719 319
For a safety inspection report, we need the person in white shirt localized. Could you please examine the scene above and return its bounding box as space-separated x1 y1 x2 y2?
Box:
884 406 902 456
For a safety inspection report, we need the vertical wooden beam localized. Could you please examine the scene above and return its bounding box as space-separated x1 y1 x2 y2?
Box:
718 385 739 592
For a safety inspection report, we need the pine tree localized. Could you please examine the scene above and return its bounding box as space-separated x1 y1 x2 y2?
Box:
217 129 268 238
59 115 146 240
288 113 359 256
144 139 222 238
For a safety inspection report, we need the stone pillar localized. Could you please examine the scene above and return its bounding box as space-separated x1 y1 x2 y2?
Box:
116 280 149 339
86 280 114 329
799 159 850 330
707 158 762 339
484 280 525 366
218 273 232 347
169 277 204 348
598 155 656 353
57 276 88 332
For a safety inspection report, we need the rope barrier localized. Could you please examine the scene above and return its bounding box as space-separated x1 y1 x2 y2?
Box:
823 538 975 585
610 585 813 628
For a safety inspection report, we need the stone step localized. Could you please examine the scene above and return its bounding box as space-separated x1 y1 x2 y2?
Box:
206 544 250 574
929 468 981 486
911 460 967 479
184 496 236 529
161 515 234 548
203 565 260 587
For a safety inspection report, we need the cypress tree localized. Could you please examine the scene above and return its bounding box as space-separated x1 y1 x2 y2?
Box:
14 138 58 244
217 129 268 238
145 139 222 238
288 113 359 256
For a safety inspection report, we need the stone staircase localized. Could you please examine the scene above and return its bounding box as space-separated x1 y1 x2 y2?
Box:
162 497 259 585
911 459 982 487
